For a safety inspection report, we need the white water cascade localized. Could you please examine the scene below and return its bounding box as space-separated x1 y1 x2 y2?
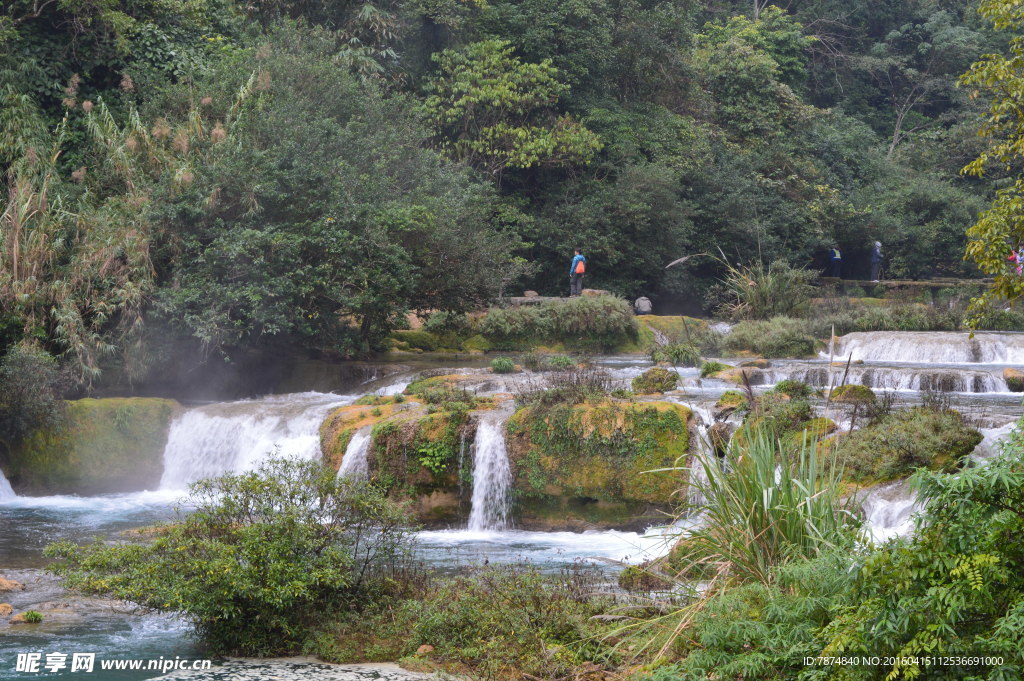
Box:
829 331 1024 364
765 364 1009 393
0 467 16 501
467 414 513 531
336 430 372 480
159 392 353 490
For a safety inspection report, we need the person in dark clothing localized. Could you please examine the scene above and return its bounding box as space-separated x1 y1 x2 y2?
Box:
569 248 586 297
829 246 842 278
870 241 883 282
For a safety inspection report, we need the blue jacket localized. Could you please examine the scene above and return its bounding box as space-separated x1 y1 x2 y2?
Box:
570 254 586 275
830 248 842 261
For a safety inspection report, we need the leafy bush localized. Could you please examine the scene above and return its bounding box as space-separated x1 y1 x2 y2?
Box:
479 296 638 351
391 330 438 352
0 344 68 455
723 316 817 358
398 564 611 677
490 357 516 374
632 367 679 394
832 407 982 484
22 610 43 624
745 392 815 443
544 355 577 371
820 422 1024 679
717 259 816 320
770 379 812 398
46 458 415 655
830 383 876 404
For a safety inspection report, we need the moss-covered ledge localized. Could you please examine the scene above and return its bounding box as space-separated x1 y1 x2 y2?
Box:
505 399 691 526
3 397 181 495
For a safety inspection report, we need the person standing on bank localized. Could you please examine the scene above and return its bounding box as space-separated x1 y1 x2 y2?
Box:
870 241 883 282
829 245 842 278
569 247 586 297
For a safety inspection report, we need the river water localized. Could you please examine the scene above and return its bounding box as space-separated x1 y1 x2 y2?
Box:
1 331 1020 679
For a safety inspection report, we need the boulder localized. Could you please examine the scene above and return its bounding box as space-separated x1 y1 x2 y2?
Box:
1004 368 1024 392
740 359 771 369
0 604 12 616
831 384 876 404
523 290 539 298
415 645 435 657
581 289 611 297
0 577 24 592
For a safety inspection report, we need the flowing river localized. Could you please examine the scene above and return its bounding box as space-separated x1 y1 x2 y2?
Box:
1 331 1020 679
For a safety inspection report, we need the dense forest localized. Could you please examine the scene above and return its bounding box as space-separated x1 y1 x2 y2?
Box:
0 0 1018 383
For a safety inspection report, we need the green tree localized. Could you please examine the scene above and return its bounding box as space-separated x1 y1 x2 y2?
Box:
962 0 1024 322
46 458 415 655
422 39 601 178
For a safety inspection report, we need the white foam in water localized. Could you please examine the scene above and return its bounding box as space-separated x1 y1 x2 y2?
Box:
861 479 921 543
160 392 354 490
971 421 1018 463
0 489 182 511
467 414 513 531
417 524 687 568
828 331 1024 364
336 430 372 479
767 364 1009 393
0 467 15 501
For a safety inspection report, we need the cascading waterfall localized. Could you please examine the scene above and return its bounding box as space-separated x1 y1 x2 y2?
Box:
764 365 1008 393
0 468 16 501
159 392 353 490
829 331 1024 364
467 414 513 531
336 430 372 479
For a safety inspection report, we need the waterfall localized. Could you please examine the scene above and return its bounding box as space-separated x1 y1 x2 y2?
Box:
0 468 15 501
861 479 921 542
467 414 513 531
765 365 1008 393
829 331 1024 364
159 392 353 490
336 430 372 479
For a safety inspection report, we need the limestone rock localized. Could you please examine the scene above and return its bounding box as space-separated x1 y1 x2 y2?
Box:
740 359 771 369
523 290 539 297
1004 367 1024 392
0 603 12 616
415 644 435 656
0 577 25 592
581 289 611 297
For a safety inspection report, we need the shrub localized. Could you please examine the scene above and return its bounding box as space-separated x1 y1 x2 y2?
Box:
479 296 638 351
398 564 611 677
544 354 577 371
22 610 43 623
391 330 438 352
832 406 982 484
0 344 68 455
490 357 516 374
723 316 817 358
745 392 814 442
830 383 876 405
46 458 415 655
716 259 816 320
820 421 1024 678
770 379 812 398
699 361 729 378
632 367 679 394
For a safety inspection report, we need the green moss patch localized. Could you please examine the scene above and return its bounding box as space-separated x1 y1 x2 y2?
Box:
5 397 180 494
506 400 690 506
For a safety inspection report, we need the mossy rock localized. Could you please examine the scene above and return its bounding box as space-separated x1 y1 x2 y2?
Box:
506 399 690 506
4 397 180 495
623 316 709 353
831 384 876 404
632 367 679 394
618 564 672 591
1004 368 1024 392
740 359 771 369
784 417 838 450
390 330 439 352
833 407 981 485
462 334 492 353
319 401 418 471
713 390 749 420
715 367 767 386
